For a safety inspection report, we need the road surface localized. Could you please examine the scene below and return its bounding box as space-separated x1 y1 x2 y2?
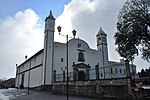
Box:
0 88 104 100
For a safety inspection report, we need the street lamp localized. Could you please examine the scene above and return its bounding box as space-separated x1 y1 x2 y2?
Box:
72 29 76 38
57 26 61 35
57 26 76 100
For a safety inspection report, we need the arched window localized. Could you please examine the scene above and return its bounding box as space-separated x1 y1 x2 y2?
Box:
78 51 85 62
78 43 81 48
97 37 101 45
103 37 106 44
99 37 101 40
115 68 117 73
120 69 122 74
110 68 113 74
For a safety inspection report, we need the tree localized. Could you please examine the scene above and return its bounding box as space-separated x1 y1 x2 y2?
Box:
114 0 150 62
140 69 146 77
138 67 150 77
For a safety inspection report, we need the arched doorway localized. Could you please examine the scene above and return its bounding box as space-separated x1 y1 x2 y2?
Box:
72 62 90 81
78 70 86 81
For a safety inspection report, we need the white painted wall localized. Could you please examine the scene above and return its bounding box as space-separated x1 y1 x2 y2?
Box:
53 38 103 81
15 50 43 88
90 68 96 80
30 66 42 87
24 71 29 87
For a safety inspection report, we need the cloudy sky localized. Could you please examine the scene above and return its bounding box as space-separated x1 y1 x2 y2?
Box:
0 0 149 79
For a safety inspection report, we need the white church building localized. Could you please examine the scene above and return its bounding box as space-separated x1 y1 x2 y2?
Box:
15 11 136 88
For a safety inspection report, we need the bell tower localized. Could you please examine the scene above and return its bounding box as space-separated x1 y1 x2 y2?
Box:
96 27 109 68
42 11 55 85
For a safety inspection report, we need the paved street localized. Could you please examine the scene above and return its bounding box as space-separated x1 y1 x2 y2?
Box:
0 88 121 100
0 88 103 100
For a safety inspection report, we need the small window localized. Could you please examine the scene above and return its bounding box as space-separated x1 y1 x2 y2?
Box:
101 73 103 77
103 37 106 43
120 69 122 74
115 68 117 74
103 37 106 41
78 51 85 62
99 37 101 40
78 43 81 48
61 58 63 62
110 68 113 74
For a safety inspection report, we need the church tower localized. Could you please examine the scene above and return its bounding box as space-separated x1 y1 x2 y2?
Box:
96 27 109 69
42 11 55 85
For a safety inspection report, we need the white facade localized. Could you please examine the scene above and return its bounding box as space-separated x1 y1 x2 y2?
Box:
15 11 136 88
15 50 43 88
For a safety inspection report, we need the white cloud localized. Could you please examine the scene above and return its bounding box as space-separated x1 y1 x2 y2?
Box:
0 9 44 79
55 0 125 60
55 0 149 71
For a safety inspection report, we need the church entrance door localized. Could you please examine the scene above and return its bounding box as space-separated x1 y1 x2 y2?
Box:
78 70 86 81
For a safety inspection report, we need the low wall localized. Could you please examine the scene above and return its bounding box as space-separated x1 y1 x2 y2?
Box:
52 78 130 99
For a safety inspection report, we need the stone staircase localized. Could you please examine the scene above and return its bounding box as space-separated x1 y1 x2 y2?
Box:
144 89 150 100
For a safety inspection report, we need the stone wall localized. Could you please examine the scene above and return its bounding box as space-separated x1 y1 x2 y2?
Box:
52 78 130 99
